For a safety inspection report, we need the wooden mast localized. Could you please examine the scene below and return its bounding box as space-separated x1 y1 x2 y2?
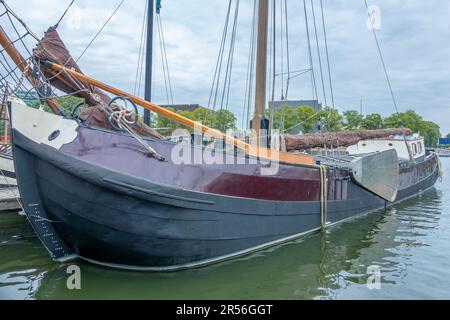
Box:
252 0 269 146
143 0 154 126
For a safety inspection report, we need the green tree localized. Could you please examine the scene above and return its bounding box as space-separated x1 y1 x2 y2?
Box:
213 109 237 131
271 105 300 133
384 110 441 147
193 107 215 127
361 113 384 130
156 106 236 136
319 107 343 132
31 95 84 115
343 110 363 130
296 106 317 133
421 121 440 147
384 110 423 132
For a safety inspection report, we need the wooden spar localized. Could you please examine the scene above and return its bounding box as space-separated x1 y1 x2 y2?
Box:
0 26 62 115
252 0 269 146
45 61 315 166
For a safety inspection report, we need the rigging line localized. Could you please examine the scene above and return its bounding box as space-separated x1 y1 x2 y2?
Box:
279 0 286 133
5 12 33 57
302 0 319 104
156 15 170 105
363 1 411 161
0 1 39 41
137 24 147 98
2 16 75 103
319 0 335 110
54 0 75 28
133 0 148 96
269 0 276 132
276 68 311 77
280 0 284 97
288 69 312 80
157 14 174 105
363 0 400 115
266 0 272 127
310 0 328 128
221 0 239 114
283 0 290 99
242 0 257 130
206 0 232 124
242 2 254 130
210 0 233 127
76 0 126 63
207 0 232 108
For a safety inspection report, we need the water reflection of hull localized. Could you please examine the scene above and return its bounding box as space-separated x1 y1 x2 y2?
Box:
27 188 442 300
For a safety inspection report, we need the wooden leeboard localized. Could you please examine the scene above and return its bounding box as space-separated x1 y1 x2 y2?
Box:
351 150 399 202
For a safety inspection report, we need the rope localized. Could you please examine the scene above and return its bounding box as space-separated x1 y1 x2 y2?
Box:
221 0 238 113
221 0 239 116
283 0 291 100
0 1 39 41
156 13 174 105
302 0 320 128
76 0 126 62
363 0 413 161
133 0 148 96
54 0 76 28
310 0 328 129
319 164 328 231
319 0 336 114
207 0 232 115
102 101 165 161
363 0 400 115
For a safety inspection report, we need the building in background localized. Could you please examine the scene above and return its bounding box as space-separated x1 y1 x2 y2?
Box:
438 138 450 146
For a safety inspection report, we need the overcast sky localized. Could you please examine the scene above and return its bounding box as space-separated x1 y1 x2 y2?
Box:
5 0 450 134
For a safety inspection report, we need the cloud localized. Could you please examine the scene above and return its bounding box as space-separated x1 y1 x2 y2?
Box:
4 0 450 134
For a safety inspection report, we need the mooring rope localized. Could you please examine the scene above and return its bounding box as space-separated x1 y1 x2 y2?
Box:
319 164 328 231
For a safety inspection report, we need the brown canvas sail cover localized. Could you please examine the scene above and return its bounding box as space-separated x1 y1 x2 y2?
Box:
33 26 162 139
284 128 413 151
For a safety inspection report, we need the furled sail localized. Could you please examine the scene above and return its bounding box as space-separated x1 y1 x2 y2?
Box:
284 128 412 151
33 26 163 139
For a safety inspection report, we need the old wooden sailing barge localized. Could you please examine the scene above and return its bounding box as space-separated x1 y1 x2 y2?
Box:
0 1 442 270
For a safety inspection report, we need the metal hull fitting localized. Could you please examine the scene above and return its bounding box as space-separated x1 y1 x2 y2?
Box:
10 104 441 271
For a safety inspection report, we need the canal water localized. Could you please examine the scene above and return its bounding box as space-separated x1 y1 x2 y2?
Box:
1 159 449 300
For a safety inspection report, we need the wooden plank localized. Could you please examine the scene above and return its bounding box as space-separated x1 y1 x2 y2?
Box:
0 187 21 212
